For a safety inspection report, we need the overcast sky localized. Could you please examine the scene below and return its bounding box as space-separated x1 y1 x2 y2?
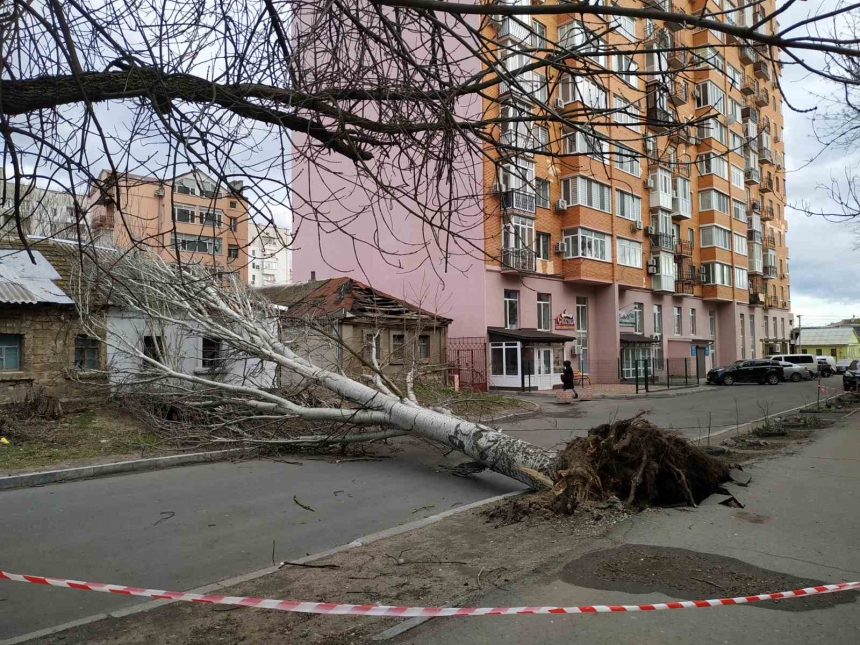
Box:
782 0 860 327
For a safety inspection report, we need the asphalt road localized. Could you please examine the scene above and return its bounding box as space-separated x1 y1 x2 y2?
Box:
0 377 838 640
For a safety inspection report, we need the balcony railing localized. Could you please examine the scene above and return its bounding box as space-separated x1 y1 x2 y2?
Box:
745 167 761 185
753 60 771 80
764 235 776 249
739 46 757 65
497 17 531 43
755 87 770 107
498 73 535 99
501 189 536 213
674 280 695 295
668 79 688 105
749 275 766 293
676 260 697 282
499 130 534 153
501 247 537 273
759 148 773 165
675 239 693 257
650 232 675 252
760 176 774 193
761 206 775 221
749 292 765 306
763 264 778 278
765 295 779 308
741 76 757 96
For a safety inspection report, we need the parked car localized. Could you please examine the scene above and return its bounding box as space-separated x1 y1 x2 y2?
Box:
843 360 860 391
767 354 819 372
816 356 837 377
777 361 813 382
707 360 784 386
837 358 854 374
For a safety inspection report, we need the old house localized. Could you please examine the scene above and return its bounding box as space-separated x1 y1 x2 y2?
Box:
259 277 451 379
0 239 106 403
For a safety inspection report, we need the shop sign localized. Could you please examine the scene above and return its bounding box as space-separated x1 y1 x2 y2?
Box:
619 310 638 327
555 309 577 331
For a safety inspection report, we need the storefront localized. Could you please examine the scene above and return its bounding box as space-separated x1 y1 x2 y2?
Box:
620 333 660 380
487 327 573 391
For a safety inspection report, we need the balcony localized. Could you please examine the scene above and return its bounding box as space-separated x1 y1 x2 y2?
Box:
675 239 693 257
749 274 765 292
749 198 763 214
760 176 774 193
761 206 775 221
763 264 777 279
497 17 530 43
745 167 761 185
741 76 757 96
668 79 688 106
674 280 695 296
668 126 692 145
501 189 536 214
652 274 675 293
765 295 779 308
676 259 696 282
742 105 759 123
764 235 776 249
665 3 684 31
753 60 771 80
498 73 535 100
749 292 765 306
747 228 763 243
650 232 675 253
745 134 759 153
667 48 687 70
739 46 757 66
501 247 536 273
748 258 764 276
759 148 773 165
755 87 770 107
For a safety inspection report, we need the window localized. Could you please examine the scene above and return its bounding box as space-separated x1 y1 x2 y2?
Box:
537 293 551 331
617 238 642 268
418 335 431 360
697 118 727 145
780 319 786 340
172 233 222 253
816 348 823 356
709 311 716 339
613 95 641 131
615 189 642 222
730 129 744 152
733 233 748 255
201 337 223 368
563 127 607 159
531 20 546 48
200 208 223 227
533 73 548 103
264 274 275 284
228 217 238 232
702 262 733 286
693 46 724 71
673 306 682 335
504 289 519 329
172 205 195 223
696 81 725 114
576 296 589 373
391 334 406 361
490 342 520 377
697 152 728 179
500 157 535 193
614 145 640 176
563 227 610 260
734 265 748 288
731 165 745 188
0 334 21 370
562 176 611 213
503 214 534 252
363 332 382 361
740 313 746 359
74 335 99 370
700 225 731 250
612 12 636 40
536 232 551 260
534 125 549 152
726 64 742 89
689 309 697 336
773 316 778 339
634 302 644 334
612 53 639 88
143 336 164 363
559 74 607 110
227 244 239 259
536 178 550 208
653 304 663 335
698 189 730 214
750 314 756 358
732 198 746 222
229 200 238 209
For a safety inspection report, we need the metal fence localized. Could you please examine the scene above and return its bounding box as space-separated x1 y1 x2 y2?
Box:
446 336 487 392
570 357 701 394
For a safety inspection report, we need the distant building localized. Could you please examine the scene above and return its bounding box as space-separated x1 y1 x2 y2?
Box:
797 327 860 360
248 222 291 287
1 182 79 241
87 170 250 281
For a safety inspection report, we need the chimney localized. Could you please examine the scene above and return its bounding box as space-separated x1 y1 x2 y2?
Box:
229 180 244 194
310 271 316 281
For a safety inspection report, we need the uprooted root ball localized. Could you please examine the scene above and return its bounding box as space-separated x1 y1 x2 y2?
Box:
551 416 730 510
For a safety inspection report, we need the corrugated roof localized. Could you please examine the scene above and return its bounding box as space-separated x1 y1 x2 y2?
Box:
798 327 860 346
0 248 73 305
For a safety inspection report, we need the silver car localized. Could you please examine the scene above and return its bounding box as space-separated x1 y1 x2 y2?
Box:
778 360 813 382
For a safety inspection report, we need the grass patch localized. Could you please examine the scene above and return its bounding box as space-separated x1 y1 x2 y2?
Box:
413 384 527 421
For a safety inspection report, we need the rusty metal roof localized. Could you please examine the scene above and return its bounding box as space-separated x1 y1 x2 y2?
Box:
0 248 73 305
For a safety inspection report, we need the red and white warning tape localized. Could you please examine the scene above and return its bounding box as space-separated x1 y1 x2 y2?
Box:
1 570 858 617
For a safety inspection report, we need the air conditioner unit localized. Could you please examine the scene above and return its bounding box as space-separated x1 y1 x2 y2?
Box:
556 198 568 211
653 333 662 342
489 182 501 194
554 97 565 109
645 177 655 189
554 241 567 254
571 344 583 356
647 265 658 275
645 224 656 235
633 220 644 231
154 188 165 197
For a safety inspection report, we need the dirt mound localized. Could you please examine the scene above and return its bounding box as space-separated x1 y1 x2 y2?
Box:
551 415 730 510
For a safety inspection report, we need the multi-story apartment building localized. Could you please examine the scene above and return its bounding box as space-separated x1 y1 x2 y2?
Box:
248 222 291 287
1 181 79 241
88 170 250 281
292 2 793 390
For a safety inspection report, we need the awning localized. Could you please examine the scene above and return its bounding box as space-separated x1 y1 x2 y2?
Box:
620 333 660 344
488 327 572 344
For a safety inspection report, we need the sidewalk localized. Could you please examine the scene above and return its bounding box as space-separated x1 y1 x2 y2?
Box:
509 383 710 402
401 417 860 645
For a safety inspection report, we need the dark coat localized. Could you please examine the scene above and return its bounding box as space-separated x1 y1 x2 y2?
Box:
561 364 575 390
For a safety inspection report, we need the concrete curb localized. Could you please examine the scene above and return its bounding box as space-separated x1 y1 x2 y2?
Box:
0 490 523 645
0 448 257 492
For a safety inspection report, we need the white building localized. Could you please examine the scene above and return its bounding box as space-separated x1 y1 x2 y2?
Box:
248 221 291 287
1 182 79 240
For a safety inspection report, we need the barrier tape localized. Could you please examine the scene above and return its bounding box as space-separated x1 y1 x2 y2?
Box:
1 570 858 617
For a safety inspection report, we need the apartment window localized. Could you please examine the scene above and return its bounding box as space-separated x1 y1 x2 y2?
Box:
172 205 195 223
562 227 609 260
731 165 745 189
734 266 748 288
490 342 519 377
227 244 239 259
172 233 222 253
673 306 682 335
697 152 728 179
536 232 551 260
537 293 552 331
750 314 756 358
733 233 748 255
228 217 237 232
613 13 636 40
633 303 644 334
229 200 238 209
613 95 641 132
418 335 431 360
698 189 730 214
709 310 716 339
561 176 611 213
533 73 548 103
773 316 778 339
740 313 746 359
653 304 663 335
614 145 640 177
504 289 519 329
726 64 742 89
503 214 534 252
558 74 607 110
696 81 725 114
531 19 546 48
73 335 99 370
730 129 744 151
732 198 746 221
534 126 549 152
500 157 535 193
500 102 533 150
612 53 639 88
564 127 607 159
700 225 731 250
200 208 223 227
697 118 727 145
615 190 642 223
0 334 21 371
689 309 697 336
693 46 724 71
702 262 733 286
142 335 164 363
201 337 223 368
780 319 786 340
536 178 550 208
617 238 643 268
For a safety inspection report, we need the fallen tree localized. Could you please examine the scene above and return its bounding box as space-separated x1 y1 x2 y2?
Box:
70 251 729 500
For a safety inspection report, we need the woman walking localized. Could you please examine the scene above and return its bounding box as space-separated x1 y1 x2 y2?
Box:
561 360 578 399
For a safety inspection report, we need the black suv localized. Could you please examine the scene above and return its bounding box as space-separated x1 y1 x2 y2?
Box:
843 360 860 391
707 360 784 386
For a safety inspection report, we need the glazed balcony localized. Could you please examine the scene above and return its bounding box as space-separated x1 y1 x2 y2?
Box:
650 232 675 253
501 189 536 214
763 264 777 279
739 46 757 66
745 167 761 185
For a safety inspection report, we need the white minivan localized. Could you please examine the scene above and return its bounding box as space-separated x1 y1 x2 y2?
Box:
767 354 820 373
